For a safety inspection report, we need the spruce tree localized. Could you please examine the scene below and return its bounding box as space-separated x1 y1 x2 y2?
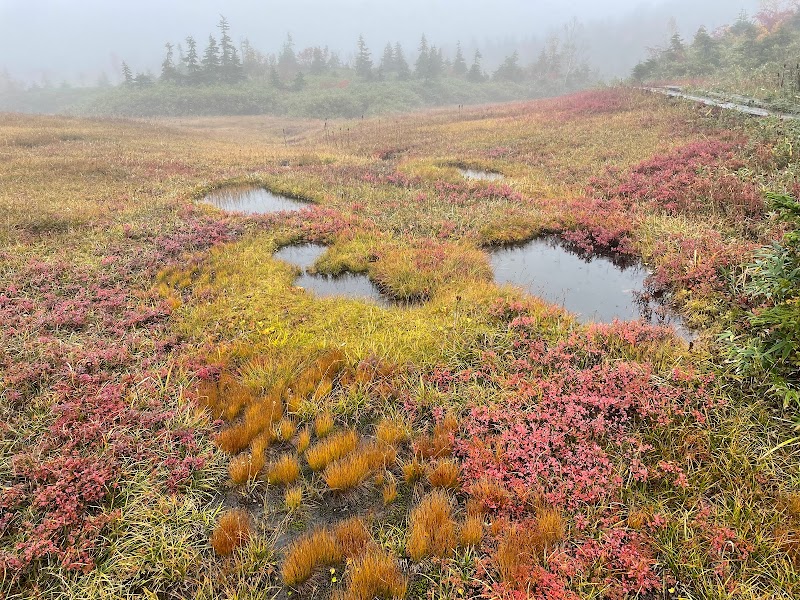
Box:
453 42 468 77
468 50 484 82
493 51 524 82
415 35 430 78
278 34 298 77
380 42 396 74
160 42 180 83
394 43 411 79
355 35 374 79
202 35 221 83
184 36 201 84
121 61 134 85
310 47 328 75
428 46 444 79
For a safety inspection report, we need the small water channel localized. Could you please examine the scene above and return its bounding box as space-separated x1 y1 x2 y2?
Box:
490 237 690 334
203 186 309 214
273 244 388 305
459 168 504 181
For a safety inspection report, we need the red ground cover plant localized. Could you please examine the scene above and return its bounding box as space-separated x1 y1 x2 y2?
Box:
0 212 240 580
442 300 716 597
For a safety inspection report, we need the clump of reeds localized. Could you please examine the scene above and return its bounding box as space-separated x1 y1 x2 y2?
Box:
383 473 398 505
275 418 297 442
282 529 342 586
306 429 358 471
210 509 251 556
427 459 460 489
268 454 300 485
296 427 311 453
406 490 456 561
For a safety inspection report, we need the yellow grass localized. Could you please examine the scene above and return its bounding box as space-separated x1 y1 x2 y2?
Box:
406 490 456 561
305 429 359 471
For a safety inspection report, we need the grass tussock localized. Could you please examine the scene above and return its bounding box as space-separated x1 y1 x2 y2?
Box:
282 529 342 586
427 459 460 489
267 454 300 485
215 390 283 455
339 549 408 600
285 485 303 512
275 418 297 442
306 429 359 471
376 418 410 446
383 474 398 505
323 442 397 491
415 413 459 459
296 427 311 453
401 457 426 483
459 515 484 547
334 517 374 559
314 410 335 438
210 509 251 556
406 490 456 561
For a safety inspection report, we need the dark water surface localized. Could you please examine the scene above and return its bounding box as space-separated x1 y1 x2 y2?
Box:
203 186 308 214
273 244 387 305
490 238 690 334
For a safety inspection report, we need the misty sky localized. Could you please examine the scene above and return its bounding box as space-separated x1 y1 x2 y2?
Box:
0 0 760 83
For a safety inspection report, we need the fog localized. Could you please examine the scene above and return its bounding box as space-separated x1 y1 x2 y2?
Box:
0 0 760 84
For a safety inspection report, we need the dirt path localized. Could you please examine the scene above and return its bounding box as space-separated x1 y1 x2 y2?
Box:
644 86 798 120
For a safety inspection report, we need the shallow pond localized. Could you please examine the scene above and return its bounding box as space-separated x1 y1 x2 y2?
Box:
490 238 690 333
273 244 387 305
203 186 308 214
460 168 504 181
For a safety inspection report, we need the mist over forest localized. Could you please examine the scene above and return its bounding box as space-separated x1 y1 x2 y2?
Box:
1 0 758 86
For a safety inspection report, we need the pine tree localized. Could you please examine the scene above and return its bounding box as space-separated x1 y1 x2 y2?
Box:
355 35 374 79
452 42 468 77
269 65 283 89
184 36 201 84
202 35 221 83
394 42 411 79
121 61 134 85
218 15 234 67
428 46 444 79
415 35 430 78
310 47 329 75
468 50 484 82
293 71 306 91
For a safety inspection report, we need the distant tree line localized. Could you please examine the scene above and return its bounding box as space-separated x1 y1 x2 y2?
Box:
632 2 800 89
119 15 593 91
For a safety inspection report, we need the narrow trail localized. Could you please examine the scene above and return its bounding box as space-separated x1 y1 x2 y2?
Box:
644 86 798 120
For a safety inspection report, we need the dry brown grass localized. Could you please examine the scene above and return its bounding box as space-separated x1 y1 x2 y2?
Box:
323 442 396 491
406 490 456 561
275 418 297 441
334 517 373 559
494 510 565 580
214 390 283 455
401 457 426 483
296 427 311 454
427 459 460 489
267 454 300 485
383 474 398 505
376 418 410 446
342 549 408 600
219 373 254 421
459 515 484 547
536 507 565 549
282 529 342 586
285 485 303 512
415 412 459 459
314 410 335 438
469 478 513 512
496 525 531 582
210 509 251 556
306 429 358 471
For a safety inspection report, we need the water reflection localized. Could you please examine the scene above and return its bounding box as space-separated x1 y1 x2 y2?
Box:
203 186 308 214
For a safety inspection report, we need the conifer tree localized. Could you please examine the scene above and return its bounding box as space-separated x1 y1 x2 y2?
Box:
468 49 484 82
355 35 374 79
452 42 468 77
184 36 201 83
160 42 180 83
415 34 430 78
278 34 298 77
394 42 411 79
380 42 396 73
121 61 134 85
202 35 221 82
